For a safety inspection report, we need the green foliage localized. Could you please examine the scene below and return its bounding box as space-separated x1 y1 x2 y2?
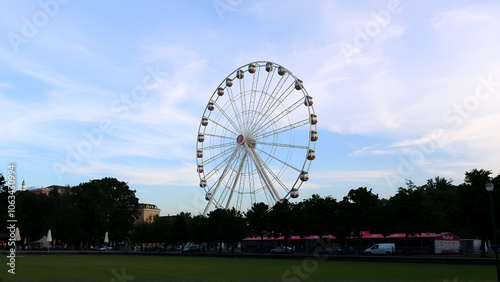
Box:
189 214 210 245
341 187 379 237
72 177 139 245
171 212 190 246
246 202 270 238
268 199 296 242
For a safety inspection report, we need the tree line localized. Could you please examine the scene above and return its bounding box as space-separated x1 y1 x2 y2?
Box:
1 169 499 256
131 168 500 256
0 177 138 248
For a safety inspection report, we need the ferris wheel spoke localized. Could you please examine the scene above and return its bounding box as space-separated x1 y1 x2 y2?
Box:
204 133 236 140
203 142 235 151
257 153 289 193
255 147 302 172
225 150 248 209
253 98 306 138
237 74 249 132
202 146 235 166
255 118 309 141
226 86 244 131
249 82 295 134
245 144 281 202
248 67 260 128
214 102 242 134
248 69 274 130
204 155 228 180
204 144 242 215
210 115 240 136
255 141 309 150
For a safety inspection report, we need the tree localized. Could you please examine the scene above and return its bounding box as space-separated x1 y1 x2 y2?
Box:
457 169 495 257
72 177 139 246
421 176 459 234
189 215 210 247
152 216 173 245
341 187 379 252
207 208 247 254
222 208 247 255
268 199 296 252
246 202 270 254
0 173 6 191
172 212 190 251
130 222 153 247
296 194 338 238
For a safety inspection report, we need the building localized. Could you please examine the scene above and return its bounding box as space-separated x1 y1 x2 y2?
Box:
242 231 461 254
27 185 72 195
135 203 161 224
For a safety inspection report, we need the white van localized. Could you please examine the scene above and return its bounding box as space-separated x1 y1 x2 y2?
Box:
364 243 395 255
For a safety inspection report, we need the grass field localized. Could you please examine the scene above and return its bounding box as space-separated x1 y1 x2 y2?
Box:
1 254 496 281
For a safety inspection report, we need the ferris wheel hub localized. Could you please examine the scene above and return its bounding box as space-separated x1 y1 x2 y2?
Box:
236 134 245 144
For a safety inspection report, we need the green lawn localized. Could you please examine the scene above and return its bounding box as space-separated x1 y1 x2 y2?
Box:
1 254 496 281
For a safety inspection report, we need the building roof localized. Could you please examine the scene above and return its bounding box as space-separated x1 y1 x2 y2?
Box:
242 231 459 241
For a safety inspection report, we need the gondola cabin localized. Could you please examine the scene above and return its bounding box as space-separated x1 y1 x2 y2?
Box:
236 70 244 79
197 149 203 158
226 78 233 87
295 80 303 90
197 165 204 173
200 179 207 188
310 130 318 141
217 87 224 96
310 114 318 125
201 117 209 126
278 66 286 76
207 102 215 111
248 64 256 73
300 171 309 181
307 149 315 160
304 95 313 106
290 189 299 198
265 62 273 72
198 134 204 142
205 192 212 201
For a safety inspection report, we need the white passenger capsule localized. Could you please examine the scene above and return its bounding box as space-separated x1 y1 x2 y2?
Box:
201 117 209 126
310 130 318 141
307 149 315 160
300 171 309 182
265 62 273 72
310 114 317 125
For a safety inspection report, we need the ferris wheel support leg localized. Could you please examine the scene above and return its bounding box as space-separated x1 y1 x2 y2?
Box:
225 151 248 210
203 144 241 215
245 144 281 203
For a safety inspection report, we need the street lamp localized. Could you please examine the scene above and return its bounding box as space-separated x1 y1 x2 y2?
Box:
486 180 500 281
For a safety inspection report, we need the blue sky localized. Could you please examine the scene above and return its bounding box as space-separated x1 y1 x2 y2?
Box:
1 0 500 215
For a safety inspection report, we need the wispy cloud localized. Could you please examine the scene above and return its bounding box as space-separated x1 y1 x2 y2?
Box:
431 6 493 30
349 145 391 156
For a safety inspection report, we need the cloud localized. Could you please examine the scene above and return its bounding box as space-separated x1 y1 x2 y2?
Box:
71 159 197 187
431 6 493 30
349 145 391 156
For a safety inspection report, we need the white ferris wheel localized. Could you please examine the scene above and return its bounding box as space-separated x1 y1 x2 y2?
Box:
196 61 317 215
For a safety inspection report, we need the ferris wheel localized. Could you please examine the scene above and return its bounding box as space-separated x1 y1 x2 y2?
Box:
196 61 317 215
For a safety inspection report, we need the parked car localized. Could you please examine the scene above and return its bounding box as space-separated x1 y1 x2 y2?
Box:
270 246 293 254
319 247 342 255
338 246 354 255
98 246 112 251
364 243 395 255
